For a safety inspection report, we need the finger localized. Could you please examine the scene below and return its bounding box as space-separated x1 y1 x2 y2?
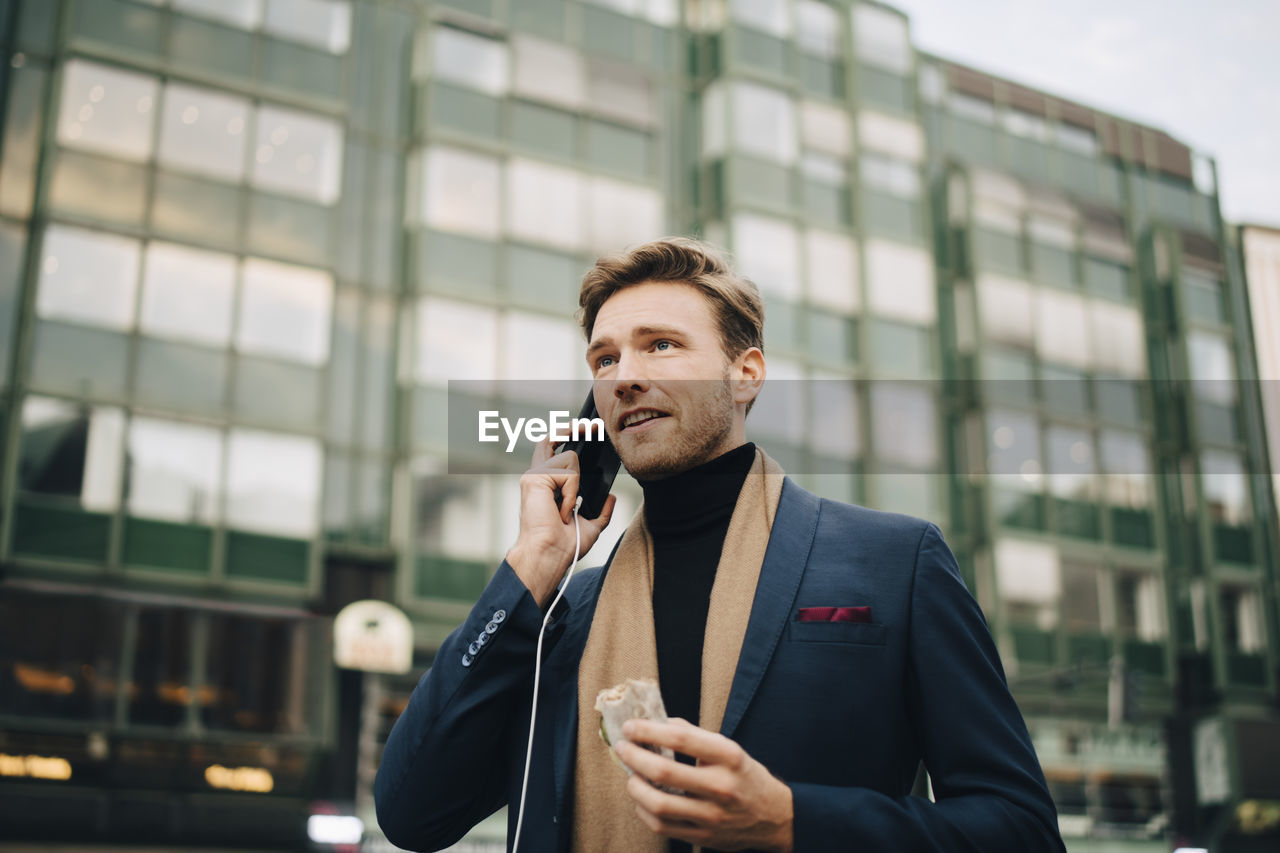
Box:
585 493 618 534
624 770 721 826
623 720 743 768
532 435 556 466
557 468 580 524
537 447 580 471
631 804 713 847
615 741 729 803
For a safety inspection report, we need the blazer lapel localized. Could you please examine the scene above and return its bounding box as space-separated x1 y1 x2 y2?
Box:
719 478 820 740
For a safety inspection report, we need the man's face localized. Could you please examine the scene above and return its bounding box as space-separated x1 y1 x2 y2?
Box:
585 281 743 480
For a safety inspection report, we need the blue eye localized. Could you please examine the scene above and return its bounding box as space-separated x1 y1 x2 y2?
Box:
597 355 615 369
654 341 672 351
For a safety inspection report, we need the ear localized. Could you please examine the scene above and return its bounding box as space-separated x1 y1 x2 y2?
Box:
729 347 765 406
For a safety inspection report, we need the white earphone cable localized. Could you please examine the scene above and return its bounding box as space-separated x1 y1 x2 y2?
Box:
511 494 583 853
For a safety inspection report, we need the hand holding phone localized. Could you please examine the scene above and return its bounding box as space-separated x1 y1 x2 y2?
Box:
553 390 621 520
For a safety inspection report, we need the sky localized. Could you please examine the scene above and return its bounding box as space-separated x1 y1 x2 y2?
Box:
889 0 1280 227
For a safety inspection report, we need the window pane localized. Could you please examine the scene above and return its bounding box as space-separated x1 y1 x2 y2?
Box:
1116 571 1163 640
796 0 840 56
0 591 123 722
140 242 236 347
225 429 322 537
430 27 508 96
977 274 1033 346
729 0 788 36
264 0 352 53
1061 560 1102 633
1002 109 1049 141
987 408 1041 488
733 82 795 164
800 100 852 156
1089 300 1145 377
173 0 262 29
870 383 937 468
234 355 324 432
804 229 859 313
1187 330 1236 405
950 92 995 124
1220 587 1264 653
415 296 498 383
808 373 859 458
586 177 663 253
512 35 585 109
420 147 502 238
587 60 655 126
733 213 799 299
995 538 1058 629
586 121 652 178
126 417 222 524
29 321 130 399
500 311 578 382
37 225 139 331
19 397 123 511
252 105 343 204
1100 430 1151 508
56 60 157 162
870 319 932 378
506 158 583 251
1201 449 1250 525
860 152 918 198
1036 289 1089 369
865 239 934 324
134 338 229 416
1084 257 1129 301
238 259 333 365
415 461 494 560
1046 425 1094 499
0 224 23 386
128 608 191 726
506 244 579 309
158 83 249 181
858 110 924 161
511 100 574 158
853 4 911 74
204 616 316 734
0 65 47 219
1183 268 1226 324
1058 123 1099 156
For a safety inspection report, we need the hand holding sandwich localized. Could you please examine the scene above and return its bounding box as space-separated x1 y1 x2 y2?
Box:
614 718 794 853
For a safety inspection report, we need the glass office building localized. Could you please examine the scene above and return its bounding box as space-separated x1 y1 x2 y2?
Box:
0 2 1275 851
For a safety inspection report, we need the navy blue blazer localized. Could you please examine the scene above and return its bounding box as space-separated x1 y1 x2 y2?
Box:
375 478 1066 852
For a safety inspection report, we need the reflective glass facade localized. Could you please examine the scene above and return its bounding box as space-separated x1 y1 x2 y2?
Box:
1 2 1276 851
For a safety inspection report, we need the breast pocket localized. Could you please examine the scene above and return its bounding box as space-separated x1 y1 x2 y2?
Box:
789 620 888 645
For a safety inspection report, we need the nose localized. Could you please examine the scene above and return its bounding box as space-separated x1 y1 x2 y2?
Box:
609 351 650 400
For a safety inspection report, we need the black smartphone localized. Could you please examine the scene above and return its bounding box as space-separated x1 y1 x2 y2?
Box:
554 389 621 520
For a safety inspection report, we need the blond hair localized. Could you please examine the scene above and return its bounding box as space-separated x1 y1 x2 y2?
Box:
577 237 765 361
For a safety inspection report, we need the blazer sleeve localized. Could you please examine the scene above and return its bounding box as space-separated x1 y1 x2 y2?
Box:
788 523 1067 852
374 560 542 852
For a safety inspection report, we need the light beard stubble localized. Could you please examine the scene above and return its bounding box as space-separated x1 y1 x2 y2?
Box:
613 376 736 481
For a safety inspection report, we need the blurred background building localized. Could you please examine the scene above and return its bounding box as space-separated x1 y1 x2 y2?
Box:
0 1 1277 851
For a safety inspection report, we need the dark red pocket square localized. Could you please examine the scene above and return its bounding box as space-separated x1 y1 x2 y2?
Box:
798 606 872 624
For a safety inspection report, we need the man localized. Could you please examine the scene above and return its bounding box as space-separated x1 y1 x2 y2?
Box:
375 238 1066 852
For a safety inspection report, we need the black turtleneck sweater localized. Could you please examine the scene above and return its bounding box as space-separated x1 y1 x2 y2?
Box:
638 440 756 749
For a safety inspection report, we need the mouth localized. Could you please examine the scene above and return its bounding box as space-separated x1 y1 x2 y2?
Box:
618 408 671 433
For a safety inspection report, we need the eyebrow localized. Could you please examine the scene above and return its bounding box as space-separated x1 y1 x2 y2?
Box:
585 325 687 362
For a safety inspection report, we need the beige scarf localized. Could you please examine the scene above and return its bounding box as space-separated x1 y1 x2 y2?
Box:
571 447 786 853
